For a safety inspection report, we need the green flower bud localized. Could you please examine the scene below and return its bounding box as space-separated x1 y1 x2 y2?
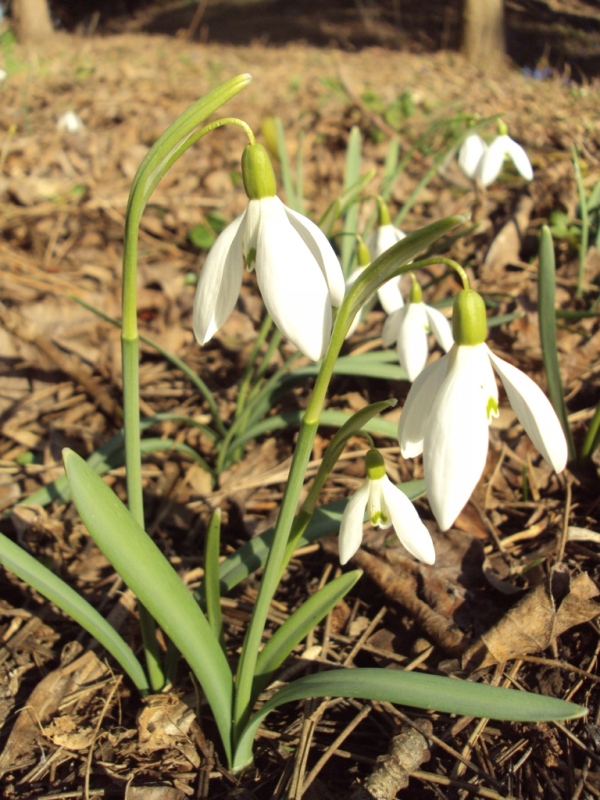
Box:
376 196 391 226
357 236 371 267
409 273 422 304
365 448 386 481
452 289 487 345
242 142 277 200
497 119 508 136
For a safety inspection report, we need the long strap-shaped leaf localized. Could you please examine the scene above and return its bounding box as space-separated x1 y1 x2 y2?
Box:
0 531 149 693
232 667 585 772
63 449 234 763
252 570 362 700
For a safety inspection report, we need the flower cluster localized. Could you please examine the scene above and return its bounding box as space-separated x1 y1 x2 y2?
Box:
194 129 567 571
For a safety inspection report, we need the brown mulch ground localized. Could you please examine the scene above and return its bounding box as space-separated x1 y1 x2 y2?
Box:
1 13 600 800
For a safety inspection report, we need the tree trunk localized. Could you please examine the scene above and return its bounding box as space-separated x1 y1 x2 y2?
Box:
462 0 506 71
12 0 54 44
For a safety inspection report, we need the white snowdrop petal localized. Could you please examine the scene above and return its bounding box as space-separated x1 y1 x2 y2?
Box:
398 351 449 458
286 206 345 307
193 212 245 344
477 136 508 187
380 476 435 564
255 200 331 361
338 481 370 565
424 345 497 531
396 303 429 382
367 224 406 259
382 307 404 348
424 304 454 352
505 138 533 181
488 350 567 472
377 276 405 314
458 134 486 180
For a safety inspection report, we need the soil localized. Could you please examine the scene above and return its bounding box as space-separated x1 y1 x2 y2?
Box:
0 4 600 799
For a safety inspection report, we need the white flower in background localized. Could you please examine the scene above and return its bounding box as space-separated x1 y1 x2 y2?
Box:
193 143 345 362
457 133 487 181
57 111 84 133
382 274 453 381
339 449 435 565
398 289 568 531
0 69 7 82
477 122 533 187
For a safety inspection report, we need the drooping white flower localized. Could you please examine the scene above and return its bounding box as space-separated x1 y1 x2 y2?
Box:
477 129 533 187
382 275 453 381
339 449 435 565
457 133 487 181
193 143 345 361
398 289 568 531
57 111 84 133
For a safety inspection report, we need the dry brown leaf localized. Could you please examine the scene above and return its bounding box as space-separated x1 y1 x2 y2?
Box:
0 650 108 774
462 566 599 671
137 694 196 752
481 194 534 280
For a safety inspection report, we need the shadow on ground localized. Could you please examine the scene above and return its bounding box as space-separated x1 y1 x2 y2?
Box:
96 0 600 80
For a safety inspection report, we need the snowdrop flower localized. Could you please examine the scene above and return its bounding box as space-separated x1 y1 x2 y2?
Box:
339 449 435 565
57 111 84 134
193 142 344 361
457 133 487 181
382 274 453 381
0 69 7 82
477 122 533 187
398 289 568 531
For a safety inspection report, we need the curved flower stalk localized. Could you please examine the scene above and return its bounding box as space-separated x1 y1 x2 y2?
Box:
339 449 435 565
382 274 453 381
398 289 568 531
457 133 487 181
193 142 345 361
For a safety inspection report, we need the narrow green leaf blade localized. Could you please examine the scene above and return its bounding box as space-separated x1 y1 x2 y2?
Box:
0 531 149 693
233 667 586 771
63 448 234 761
253 570 362 699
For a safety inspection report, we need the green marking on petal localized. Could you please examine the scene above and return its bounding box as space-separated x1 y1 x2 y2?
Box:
370 510 389 526
486 395 499 420
245 247 256 271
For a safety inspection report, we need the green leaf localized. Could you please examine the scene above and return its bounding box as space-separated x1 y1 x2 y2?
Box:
231 409 399 452
285 350 408 383
0 531 149 693
188 223 215 250
205 508 225 650
341 126 363 275
253 570 362 699
20 424 214 509
63 448 234 763
538 226 575 460
232 667 586 771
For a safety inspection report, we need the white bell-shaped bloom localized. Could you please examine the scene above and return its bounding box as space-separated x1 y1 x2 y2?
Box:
398 292 568 531
457 133 487 181
57 111 84 134
382 277 453 381
477 134 533 188
339 449 435 565
193 143 345 362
